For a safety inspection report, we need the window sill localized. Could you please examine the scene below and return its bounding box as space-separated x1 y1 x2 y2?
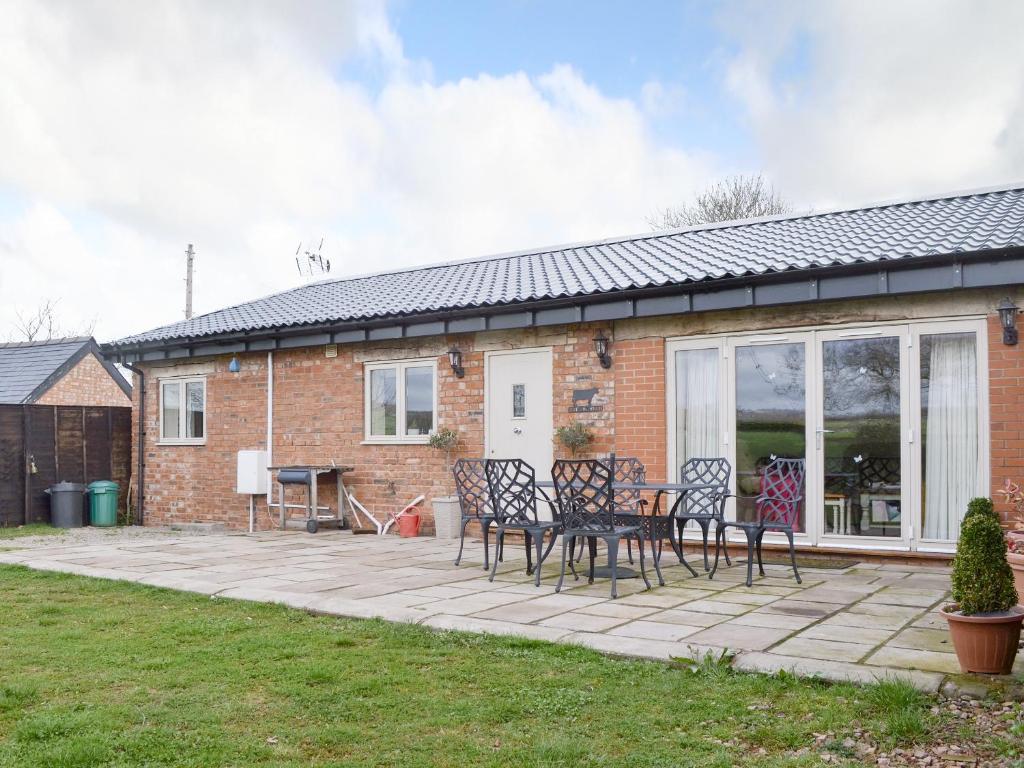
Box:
157 440 207 447
360 438 430 446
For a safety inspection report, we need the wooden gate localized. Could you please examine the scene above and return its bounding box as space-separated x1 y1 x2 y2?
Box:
0 404 132 527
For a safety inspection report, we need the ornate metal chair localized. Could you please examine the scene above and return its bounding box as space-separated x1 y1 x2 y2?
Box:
673 458 732 571
574 455 647 564
710 458 805 587
452 459 497 570
484 459 562 587
552 459 651 599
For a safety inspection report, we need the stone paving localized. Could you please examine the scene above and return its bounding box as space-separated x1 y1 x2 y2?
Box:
3 529 1021 692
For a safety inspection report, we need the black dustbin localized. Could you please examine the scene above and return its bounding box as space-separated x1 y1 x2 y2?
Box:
45 482 87 528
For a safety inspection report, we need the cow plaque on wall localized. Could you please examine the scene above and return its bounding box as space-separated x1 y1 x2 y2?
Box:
570 387 606 413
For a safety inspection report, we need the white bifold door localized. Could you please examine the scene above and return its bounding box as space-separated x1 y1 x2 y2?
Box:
667 320 987 552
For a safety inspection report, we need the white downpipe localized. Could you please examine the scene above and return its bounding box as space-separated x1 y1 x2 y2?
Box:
266 352 274 514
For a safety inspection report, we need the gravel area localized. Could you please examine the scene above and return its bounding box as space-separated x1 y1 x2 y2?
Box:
0 525 210 550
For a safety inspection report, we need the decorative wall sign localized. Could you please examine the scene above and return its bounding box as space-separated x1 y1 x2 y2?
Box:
570 387 604 413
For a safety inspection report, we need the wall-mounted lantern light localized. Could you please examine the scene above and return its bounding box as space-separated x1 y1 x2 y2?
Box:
228 356 241 373
447 346 465 378
593 332 612 369
997 297 1019 346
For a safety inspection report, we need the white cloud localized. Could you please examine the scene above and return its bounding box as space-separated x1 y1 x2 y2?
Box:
719 0 1024 208
0 0 714 341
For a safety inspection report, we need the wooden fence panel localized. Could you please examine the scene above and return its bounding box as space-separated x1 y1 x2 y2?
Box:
0 405 131 527
25 406 57 524
0 406 24 527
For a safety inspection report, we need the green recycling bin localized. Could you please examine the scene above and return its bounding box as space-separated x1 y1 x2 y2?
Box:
87 481 119 527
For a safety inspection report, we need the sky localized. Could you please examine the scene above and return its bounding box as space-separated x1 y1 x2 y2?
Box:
1 0 1023 343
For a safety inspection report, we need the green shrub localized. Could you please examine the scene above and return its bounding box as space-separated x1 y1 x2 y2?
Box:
950 511 1018 614
555 422 594 457
963 496 997 523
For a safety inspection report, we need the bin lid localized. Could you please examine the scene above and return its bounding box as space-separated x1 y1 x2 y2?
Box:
87 480 120 491
49 481 86 493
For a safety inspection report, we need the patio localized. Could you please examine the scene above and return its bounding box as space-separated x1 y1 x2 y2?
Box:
2 528 1018 693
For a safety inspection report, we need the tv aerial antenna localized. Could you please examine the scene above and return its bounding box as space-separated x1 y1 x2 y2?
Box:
295 238 331 279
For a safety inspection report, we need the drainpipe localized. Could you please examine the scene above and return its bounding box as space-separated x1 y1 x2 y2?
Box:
123 361 145 525
266 351 274 519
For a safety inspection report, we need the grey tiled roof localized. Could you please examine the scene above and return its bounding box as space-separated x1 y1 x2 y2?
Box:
0 337 92 404
116 185 1024 346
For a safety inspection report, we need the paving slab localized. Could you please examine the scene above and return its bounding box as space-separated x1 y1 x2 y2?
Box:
606 620 703 642
684 623 795 651
865 646 961 675
887 627 956 654
771 636 875 663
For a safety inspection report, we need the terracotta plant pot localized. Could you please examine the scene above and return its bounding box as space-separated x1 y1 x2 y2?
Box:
1009 550 1024 609
940 604 1024 675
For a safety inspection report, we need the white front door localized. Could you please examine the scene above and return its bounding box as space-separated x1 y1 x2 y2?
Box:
486 348 553 475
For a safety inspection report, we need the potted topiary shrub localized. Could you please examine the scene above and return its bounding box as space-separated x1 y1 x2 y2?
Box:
940 497 1023 674
555 421 594 458
995 480 1024 607
428 427 462 539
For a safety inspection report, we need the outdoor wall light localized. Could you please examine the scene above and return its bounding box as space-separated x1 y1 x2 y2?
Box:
228 356 241 373
447 346 465 378
997 297 1019 346
593 332 612 369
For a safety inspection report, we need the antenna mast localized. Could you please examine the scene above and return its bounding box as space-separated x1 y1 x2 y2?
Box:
184 243 195 319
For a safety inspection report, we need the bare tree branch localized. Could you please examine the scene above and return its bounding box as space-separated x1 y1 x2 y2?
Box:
10 299 97 342
647 173 793 230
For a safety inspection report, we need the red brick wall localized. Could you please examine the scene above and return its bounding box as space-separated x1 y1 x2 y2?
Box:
35 352 131 407
614 337 667 482
988 313 1024 526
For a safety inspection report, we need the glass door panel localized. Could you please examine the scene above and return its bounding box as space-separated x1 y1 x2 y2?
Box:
819 332 906 541
674 347 721 474
734 342 808 532
919 331 979 542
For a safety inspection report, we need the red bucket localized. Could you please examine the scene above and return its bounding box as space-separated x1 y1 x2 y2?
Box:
397 513 421 538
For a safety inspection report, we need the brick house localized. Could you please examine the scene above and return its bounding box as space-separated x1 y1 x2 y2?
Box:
103 186 1024 556
0 337 131 407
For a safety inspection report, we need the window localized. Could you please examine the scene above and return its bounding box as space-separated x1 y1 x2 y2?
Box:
364 359 436 442
160 377 206 444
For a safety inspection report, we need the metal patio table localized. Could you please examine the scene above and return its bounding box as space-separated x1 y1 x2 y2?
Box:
536 479 713 584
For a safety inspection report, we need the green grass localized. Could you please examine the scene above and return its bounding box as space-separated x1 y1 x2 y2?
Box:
0 524 65 541
0 565 999 767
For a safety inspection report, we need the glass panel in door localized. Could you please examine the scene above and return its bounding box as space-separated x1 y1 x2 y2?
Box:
920 332 978 542
674 347 720 477
734 343 807 531
820 336 902 538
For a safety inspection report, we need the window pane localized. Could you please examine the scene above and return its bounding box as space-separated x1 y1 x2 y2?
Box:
185 381 204 439
822 337 902 537
512 384 526 418
161 382 180 439
405 366 434 435
674 348 719 476
921 332 978 541
735 344 806 530
370 368 397 436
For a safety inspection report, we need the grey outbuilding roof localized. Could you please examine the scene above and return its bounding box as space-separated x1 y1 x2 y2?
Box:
0 337 131 404
111 184 1024 352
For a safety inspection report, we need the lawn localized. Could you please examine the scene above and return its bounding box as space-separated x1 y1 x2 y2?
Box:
0 565 1015 767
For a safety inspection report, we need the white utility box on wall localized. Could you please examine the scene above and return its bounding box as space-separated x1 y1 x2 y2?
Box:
236 450 268 494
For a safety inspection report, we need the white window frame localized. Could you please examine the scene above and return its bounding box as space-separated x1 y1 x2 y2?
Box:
363 358 438 444
665 315 989 553
158 376 207 446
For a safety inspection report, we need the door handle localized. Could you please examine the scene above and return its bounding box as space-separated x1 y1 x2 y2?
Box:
513 427 523 434
815 428 835 434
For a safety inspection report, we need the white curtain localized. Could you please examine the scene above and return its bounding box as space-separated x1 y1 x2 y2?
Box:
923 334 978 540
676 348 719 475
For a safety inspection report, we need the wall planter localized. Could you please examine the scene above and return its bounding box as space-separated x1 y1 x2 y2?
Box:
943 497 1023 675
432 496 462 539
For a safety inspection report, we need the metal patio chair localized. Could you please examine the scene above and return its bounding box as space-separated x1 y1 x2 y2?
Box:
552 458 651 599
574 454 647 565
673 458 732 571
452 459 497 570
484 459 562 587
710 458 805 587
